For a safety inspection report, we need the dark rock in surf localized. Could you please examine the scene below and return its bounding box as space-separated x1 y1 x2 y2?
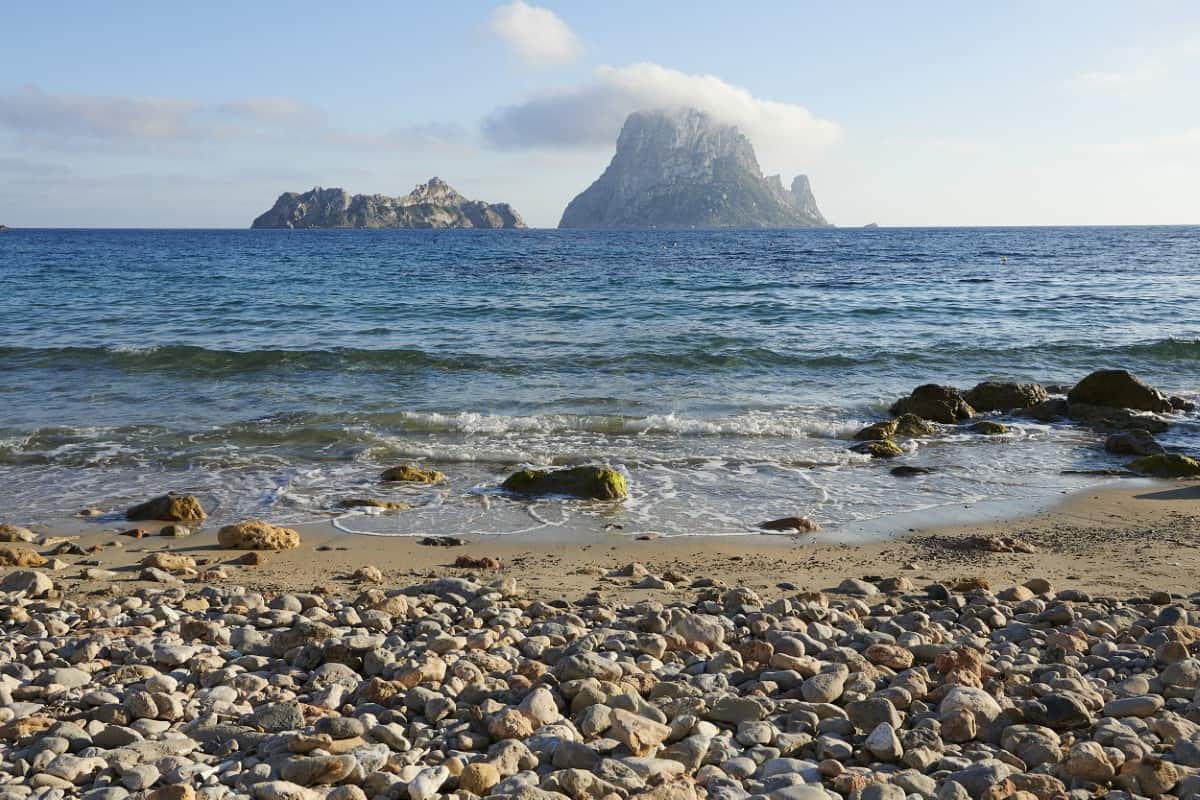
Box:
891 466 935 477
1068 403 1169 433
1067 369 1172 413
963 382 1048 413
1170 395 1196 412
1104 430 1165 457
969 421 1010 435
759 516 819 533
890 385 975 424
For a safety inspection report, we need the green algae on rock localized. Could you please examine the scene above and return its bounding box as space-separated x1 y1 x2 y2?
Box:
969 421 1010 435
502 466 628 500
1127 454 1200 478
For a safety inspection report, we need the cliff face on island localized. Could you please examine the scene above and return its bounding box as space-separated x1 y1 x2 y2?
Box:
559 108 829 229
251 178 525 229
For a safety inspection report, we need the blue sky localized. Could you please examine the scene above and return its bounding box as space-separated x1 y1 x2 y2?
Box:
1 2 1198 227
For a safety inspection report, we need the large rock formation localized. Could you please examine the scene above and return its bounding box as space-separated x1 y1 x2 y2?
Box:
251 178 525 229
559 108 829 229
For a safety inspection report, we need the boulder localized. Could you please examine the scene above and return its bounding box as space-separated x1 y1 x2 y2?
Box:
0 545 46 567
1105 429 1165 456
502 466 628 500
1128 454 1200 478
217 520 301 550
890 385 975 424
1067 369 1172 412
126 493 206 522
895 413 938 436
1069 402 1169 432
968 421 1009 435
0 569 54 597
854 419 898 441
380 464 445 483
963 382 1049 412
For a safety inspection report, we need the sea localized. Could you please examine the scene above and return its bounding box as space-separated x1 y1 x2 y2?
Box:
1 226 1197 539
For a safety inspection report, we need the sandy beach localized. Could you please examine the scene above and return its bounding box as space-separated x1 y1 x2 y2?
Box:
13 478 1198 603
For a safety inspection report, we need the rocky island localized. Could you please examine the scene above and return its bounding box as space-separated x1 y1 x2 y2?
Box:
251 178 525 229
559 107 829 229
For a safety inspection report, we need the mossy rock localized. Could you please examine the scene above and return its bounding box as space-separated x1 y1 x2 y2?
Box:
894 413 938 437
380 464 445 484
127 493 207 522
851 439 903 459
969 421 1010 435
963 381 1049 412
1128 454 1200 478
853 419 898 441
1068 369 1172 413
502 466 628 500
338 498 411 511
890 384 975 424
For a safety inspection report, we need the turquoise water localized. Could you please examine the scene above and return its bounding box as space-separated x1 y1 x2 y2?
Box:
1 226 1197 536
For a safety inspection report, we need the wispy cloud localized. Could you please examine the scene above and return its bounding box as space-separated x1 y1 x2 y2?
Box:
0 85 322 143
483 62 840 158
490 1 582 67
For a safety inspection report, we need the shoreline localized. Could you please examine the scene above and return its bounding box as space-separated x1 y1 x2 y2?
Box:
9 478 1198 601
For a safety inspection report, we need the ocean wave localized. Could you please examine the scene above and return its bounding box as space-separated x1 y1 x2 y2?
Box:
1 336 1196 378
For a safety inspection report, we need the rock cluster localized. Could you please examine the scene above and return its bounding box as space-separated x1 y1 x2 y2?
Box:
3 567 1200 800
856 372 1197 474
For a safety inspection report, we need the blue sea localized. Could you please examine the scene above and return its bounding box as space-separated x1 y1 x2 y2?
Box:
1 226 1197 537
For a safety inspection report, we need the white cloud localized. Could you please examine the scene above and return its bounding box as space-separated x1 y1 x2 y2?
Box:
483 62 840 158
490 1 582 67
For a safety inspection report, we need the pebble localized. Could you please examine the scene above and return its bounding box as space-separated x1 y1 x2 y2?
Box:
0 566 1196 800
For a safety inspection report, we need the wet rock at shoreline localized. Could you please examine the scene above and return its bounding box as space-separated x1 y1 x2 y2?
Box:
217 519 301 550
380 464 445 483
126 492 207 522
1128 453 1200 478
759 516 820 533
503 465 628 499
1068 368 1173 413
1069 402 1170 433
890 384 975 424
852 440 903 459
963 381 1049 412
1105 429 1165 456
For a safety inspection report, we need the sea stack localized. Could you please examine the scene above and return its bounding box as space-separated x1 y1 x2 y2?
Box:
251 177 526 229
559 107 829 229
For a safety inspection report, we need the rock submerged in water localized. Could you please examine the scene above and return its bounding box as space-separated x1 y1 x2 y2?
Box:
337 498 411 511
890 384 975 424
1128 453 1200 478
502 465 628 500
126 492 206 522
891 465 935 477
380 464 445 483
1069 402 1169 433
217 520 301 550
962 381 1048 412
1105 429 1165 456
1068 369 1173 413
853 414 936 442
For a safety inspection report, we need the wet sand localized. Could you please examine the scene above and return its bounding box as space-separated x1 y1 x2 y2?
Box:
13 479 1199 602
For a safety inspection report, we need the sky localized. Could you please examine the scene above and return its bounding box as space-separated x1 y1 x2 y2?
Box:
1 1 1199 228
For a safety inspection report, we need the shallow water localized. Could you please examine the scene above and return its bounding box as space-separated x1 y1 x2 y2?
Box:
1 226 1197 536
